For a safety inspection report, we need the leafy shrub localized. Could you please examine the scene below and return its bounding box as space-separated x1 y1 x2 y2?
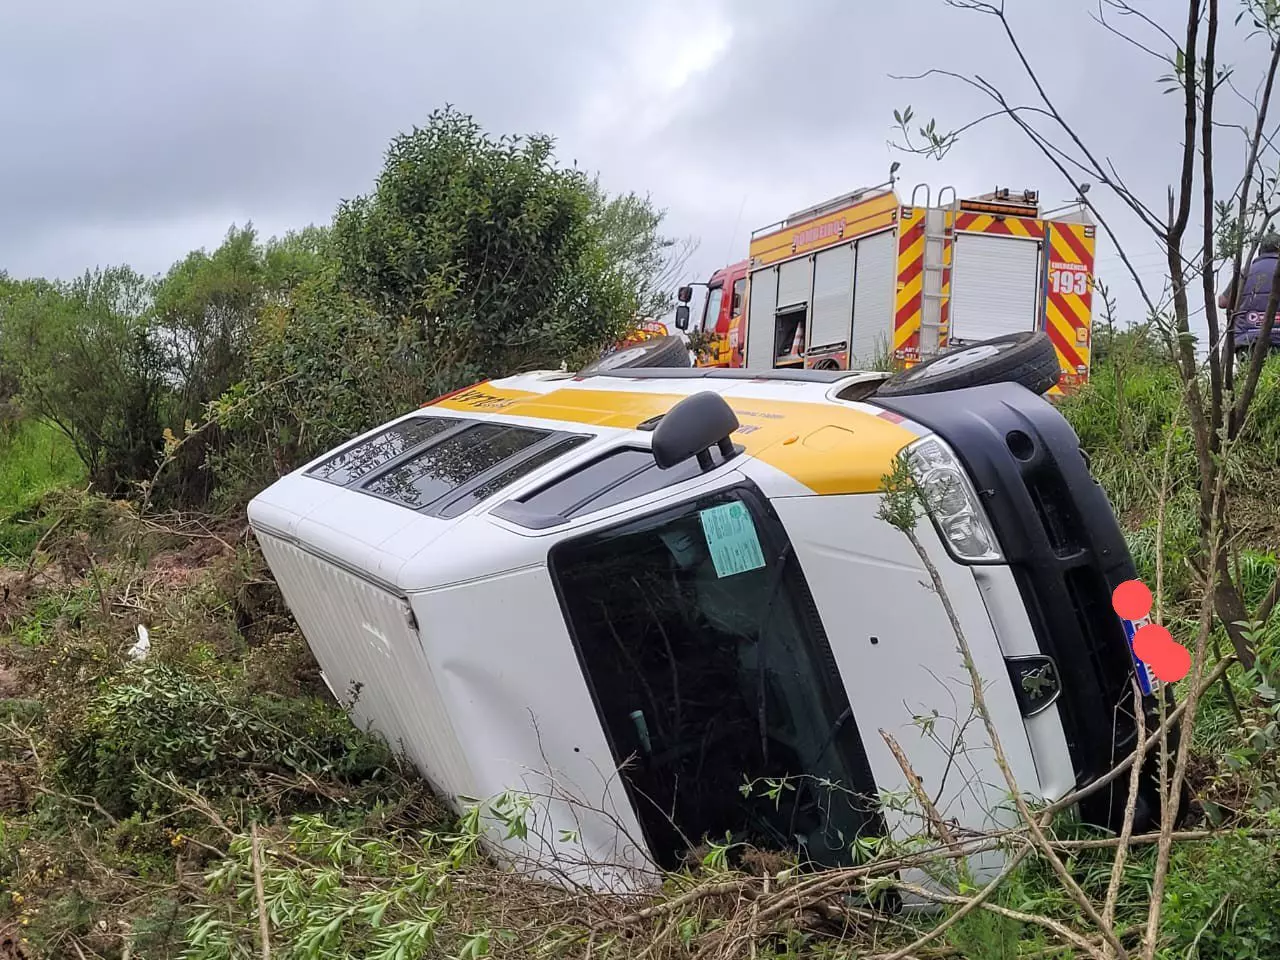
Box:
150 225 330 506
1158 834 1280 959
1057 336 1280 603
54 663 396 819
208 271 429 498
215 109 682 494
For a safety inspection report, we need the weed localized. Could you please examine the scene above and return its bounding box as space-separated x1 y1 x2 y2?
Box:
1157 834 1280 959
52 663 400 820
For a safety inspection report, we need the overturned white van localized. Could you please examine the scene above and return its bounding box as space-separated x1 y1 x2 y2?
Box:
248 346 1177 890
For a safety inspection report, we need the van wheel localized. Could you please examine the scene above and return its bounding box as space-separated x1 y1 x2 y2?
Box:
578 335 692 375
876 332 1060 397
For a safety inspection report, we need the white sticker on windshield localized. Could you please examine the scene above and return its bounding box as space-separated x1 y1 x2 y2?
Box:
699 501 767 578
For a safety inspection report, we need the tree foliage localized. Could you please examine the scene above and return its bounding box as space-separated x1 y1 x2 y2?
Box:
219 107 680 485
152 225 330 503
211 268 420 494
330 107 649 383
591 183 697 320
0 268 166 493
0 107 681 506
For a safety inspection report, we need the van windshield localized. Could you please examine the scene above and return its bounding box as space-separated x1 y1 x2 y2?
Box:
551 488 879 870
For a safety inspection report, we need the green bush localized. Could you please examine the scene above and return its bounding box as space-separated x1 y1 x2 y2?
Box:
151 225 330 506
1158 834 1280 959
1060 331 1280 604
215 109 680 490
330 107 642 380
54 663 397 819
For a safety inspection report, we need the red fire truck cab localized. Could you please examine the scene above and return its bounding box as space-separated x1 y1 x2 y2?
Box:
682 259 749 367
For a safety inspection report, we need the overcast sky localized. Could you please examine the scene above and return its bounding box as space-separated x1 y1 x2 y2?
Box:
0 0 1269 340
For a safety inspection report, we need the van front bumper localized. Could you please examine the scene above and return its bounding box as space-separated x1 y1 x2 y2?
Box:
876 383 1176 831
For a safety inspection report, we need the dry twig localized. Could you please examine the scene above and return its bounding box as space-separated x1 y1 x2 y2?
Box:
251 824 272 960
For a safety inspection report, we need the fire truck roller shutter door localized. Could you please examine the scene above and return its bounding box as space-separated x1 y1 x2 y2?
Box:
809 243 855 356
746 267 779 370
774 258 813 361
776 256 812 310
950 232 1042 343
850 231 897 367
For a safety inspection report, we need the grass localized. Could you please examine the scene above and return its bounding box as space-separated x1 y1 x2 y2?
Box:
0 346 1279 957
0 419 85 561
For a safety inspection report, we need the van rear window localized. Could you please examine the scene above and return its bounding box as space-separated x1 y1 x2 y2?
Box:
307 417 458 485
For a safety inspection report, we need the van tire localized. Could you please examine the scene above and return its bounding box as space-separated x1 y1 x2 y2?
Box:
876 332 1061 397
578 335 691 375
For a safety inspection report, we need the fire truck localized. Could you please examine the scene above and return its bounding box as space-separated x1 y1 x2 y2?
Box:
679 184 1097 394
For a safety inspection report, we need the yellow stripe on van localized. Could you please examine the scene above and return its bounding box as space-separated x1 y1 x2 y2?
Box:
434 383 916 496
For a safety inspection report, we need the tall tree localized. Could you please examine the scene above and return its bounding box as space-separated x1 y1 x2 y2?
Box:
590 184 698 320
330 106 660 385
891 2 1280 955
0 268 165 492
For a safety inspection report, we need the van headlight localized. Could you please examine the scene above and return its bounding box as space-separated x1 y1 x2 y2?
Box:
904 437 1004 563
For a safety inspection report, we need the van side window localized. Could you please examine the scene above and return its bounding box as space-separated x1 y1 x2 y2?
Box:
550 487 879 870
512 448 707 521
365 423 548 509
438 435 590 519
307 416 458 485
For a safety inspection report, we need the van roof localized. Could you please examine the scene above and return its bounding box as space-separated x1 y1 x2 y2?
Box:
247 367 926 596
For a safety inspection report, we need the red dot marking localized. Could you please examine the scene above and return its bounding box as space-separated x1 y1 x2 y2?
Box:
1132 623 1191 683
1131 623 1171 661
1112 580 1153 622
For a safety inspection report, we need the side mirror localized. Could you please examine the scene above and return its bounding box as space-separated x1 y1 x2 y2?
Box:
674 304 690 331
677 285 694 303
652 391 742 471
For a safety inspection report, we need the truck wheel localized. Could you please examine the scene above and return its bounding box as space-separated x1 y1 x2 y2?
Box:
876 332 1060 398
578 335 692 375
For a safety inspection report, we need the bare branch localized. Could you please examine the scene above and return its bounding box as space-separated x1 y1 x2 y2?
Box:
893 881 1106 958
1101 0 1185 52
1229 29 1280 426
877 845 1033 960
899 521 1129 959
1092 1 1175 63
985 0 1174 242
1037 654 1233 820
1203 0 1225 443
1103 684 1148 930
251 824 272 960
